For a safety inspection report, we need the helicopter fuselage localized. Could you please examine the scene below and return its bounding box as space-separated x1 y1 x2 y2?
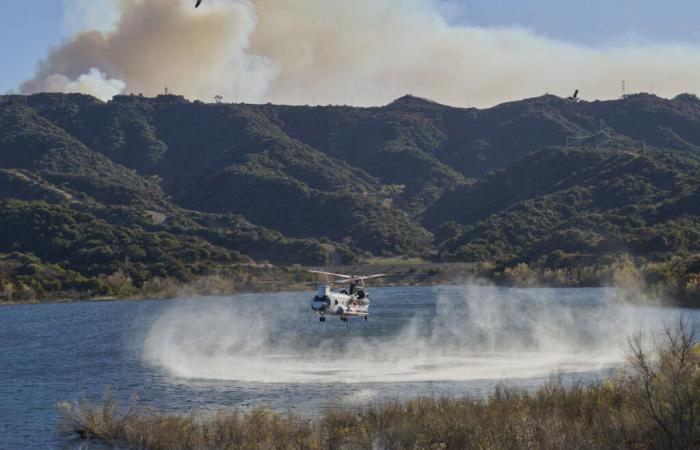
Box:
311 283 369 321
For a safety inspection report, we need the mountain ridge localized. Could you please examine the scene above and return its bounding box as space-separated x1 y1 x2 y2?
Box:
1 91 699 301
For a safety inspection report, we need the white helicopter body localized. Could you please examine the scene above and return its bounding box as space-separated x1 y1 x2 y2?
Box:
308 271 384 322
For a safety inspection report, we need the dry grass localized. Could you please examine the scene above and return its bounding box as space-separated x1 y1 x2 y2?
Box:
61 321 700 450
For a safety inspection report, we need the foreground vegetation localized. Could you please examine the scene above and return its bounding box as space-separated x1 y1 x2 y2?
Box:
61 321 700 449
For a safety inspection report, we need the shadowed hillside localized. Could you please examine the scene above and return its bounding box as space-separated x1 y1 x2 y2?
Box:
425 147 700 263
1 92 699 301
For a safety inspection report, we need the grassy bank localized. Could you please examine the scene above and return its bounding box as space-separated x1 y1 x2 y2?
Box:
0 258 301 304
2 252 698 306
476 254 700 306
61 321 700 449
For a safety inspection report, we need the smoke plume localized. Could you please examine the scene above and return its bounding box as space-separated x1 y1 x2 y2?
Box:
21 0 700 106
23 0 275 102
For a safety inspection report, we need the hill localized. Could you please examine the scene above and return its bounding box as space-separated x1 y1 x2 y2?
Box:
425 147 700 263
1 92 699 302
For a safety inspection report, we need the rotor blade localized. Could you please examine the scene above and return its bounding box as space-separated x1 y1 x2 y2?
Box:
357 274 387 281
308 270 352 278
332 274 387 283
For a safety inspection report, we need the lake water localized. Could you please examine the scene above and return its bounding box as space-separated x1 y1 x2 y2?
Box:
0 284 696 449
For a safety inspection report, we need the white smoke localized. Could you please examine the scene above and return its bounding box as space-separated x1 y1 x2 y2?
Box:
21 0 700 106
38 67 125 100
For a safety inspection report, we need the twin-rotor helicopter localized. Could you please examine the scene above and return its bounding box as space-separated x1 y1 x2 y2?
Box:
307 270 387 323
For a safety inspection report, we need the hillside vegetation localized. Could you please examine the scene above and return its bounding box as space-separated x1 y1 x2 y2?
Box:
0 92 699 302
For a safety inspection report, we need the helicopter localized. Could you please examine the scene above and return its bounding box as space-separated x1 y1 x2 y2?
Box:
308 270 386 323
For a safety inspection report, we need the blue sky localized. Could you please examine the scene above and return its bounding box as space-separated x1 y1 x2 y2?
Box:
2 0 700 99
0 1 63 93
440 0 700 45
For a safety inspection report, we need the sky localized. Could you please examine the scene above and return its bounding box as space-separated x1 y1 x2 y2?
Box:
2 0 700 106
0 1 63 94
438 0 700 45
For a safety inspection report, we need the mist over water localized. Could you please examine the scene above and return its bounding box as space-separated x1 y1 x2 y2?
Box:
143 284 679 384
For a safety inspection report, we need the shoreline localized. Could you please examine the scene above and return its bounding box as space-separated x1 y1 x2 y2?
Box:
2 256 698 306
0 276 609 307
0 280 633 308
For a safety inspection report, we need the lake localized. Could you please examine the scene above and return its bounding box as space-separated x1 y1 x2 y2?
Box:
0 284 695 449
